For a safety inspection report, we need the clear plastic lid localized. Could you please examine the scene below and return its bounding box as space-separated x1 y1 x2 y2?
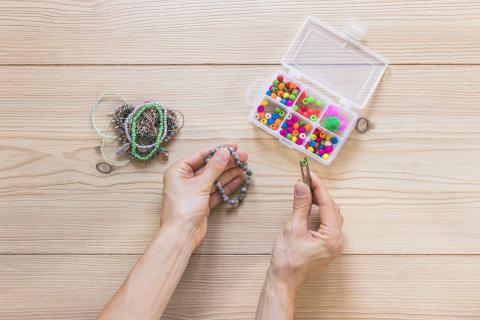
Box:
282 17 388 109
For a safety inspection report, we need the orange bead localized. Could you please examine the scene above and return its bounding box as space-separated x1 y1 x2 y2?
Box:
289 82 297 89
274 118 281 125
269 124 277 130
270 93 277 99
319 131 327 138
305 124 312 131
259 112 265 118
292 129 299 136
277 90 284 97
293 122 299 129
278 82 285 90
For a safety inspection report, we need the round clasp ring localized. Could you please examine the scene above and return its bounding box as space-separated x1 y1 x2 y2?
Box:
355 117 370 133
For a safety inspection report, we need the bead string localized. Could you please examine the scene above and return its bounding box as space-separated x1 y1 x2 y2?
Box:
130 102 167 161
91 93 182 166
205 145 253 207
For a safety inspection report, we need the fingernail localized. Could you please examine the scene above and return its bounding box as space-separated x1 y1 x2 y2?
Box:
215 148 230 163
295 181 307 197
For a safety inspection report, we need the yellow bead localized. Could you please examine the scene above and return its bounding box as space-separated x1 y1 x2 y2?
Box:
261 118 267 124
261 99 268 106
291 136 297 143
307 146 314 152
283 92 289 99
310 134 317 140
322 153 329 160
326 136 331 141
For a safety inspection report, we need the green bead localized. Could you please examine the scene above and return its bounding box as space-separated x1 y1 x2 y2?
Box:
286 133 292 139
292 105 298 111
273 79 279 86
275 106 281 113
302 98 309 105
289 94 296 100
315 99 325 107
272 87 278 93
292 89 299 95
307 96 314 104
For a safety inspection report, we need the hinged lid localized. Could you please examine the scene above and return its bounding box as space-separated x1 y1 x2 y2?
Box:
282 17 388 109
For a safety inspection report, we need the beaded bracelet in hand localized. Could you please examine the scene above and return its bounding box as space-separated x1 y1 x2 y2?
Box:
205 145 253 207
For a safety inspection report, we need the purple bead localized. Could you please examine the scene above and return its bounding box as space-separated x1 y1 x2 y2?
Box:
291 115 298 123
287 120 293 126
296 138 303 145
287 100 293 107
287 127 293 133
257 105 264 113
298 126 305 133
279 130 286 136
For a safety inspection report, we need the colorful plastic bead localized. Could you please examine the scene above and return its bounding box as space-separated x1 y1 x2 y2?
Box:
269 124 277 130
265 113 272 119
323 116 340 132
279 110 286 117
280 129 286 136
257 105 264 113
292 129 299 137
254 113 260 120
307 146 314 152
331 137 339 144
296 138 303 145
322 154 329 160
261 118 267 125
272 113 279 120
267 118 274 125
309 115 317 121
274 118 281 125
261 99 268 106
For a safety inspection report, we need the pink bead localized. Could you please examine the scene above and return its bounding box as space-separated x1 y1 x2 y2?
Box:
287 127 293 133
291 115 298 123
324 146 333 153
286 120 293 126
339 119 346 132
286 100 293 107
318 149 325 155
298 126 305 133
257 105 264 112
296 138 303 145
279 130 286 136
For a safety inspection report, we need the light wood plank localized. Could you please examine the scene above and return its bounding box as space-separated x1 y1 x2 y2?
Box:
1 254 479 319
0 65 479 254
0 0 479 64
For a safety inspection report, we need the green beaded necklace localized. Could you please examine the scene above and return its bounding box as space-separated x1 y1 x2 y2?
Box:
130 102 166 161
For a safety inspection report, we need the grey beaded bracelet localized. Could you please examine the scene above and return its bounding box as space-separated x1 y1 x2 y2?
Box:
205 145 252 207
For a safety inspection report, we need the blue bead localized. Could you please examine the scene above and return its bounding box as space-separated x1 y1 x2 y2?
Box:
331 137 339 144
272 113 279 120
281 123 287 129
266 90 271 96
318 145 325 149
267 118 274 125
309 141 316 147
281 99 287 104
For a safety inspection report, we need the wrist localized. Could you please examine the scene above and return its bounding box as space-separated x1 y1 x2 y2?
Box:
156 223 197 255
266 266 298 302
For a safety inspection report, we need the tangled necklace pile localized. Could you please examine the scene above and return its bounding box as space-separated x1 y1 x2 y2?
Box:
91 93 183 170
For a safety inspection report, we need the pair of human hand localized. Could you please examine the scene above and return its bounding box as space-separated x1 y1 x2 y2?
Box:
161 144 343 295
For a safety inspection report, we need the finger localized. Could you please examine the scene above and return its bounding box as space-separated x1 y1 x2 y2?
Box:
209 167 244 193
183 143 238 171
209 175 245 208
196 147 231 185
287 180 312 235
195 150 248 177
310 173 340 231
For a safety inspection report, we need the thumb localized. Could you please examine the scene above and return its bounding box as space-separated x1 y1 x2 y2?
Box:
288 180 312 235
199 147 231 185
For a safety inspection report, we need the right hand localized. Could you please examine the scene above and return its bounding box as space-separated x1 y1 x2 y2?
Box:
268 172 344 294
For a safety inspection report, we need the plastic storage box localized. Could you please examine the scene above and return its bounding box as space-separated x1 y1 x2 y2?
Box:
247 17 388 165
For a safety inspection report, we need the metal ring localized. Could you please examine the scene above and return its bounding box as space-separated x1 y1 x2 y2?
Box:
96 162 114 174
355 117 370 133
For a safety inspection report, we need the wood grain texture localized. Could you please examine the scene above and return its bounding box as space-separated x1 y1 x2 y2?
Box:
1 65 479 254
1 254 480 320
0 0 479 65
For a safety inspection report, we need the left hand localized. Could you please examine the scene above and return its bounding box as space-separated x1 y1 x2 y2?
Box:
161 144 248 248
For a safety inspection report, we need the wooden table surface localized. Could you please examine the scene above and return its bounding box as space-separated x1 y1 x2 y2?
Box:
1 1 479 319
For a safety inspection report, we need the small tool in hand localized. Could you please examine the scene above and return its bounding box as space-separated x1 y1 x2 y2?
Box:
299 157 312 189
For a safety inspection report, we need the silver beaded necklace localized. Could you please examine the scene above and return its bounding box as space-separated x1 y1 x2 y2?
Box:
205 145 252 207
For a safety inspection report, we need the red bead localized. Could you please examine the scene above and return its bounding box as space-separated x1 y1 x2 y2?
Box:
277 75 284 82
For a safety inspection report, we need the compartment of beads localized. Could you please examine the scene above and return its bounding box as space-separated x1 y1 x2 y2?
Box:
265 72 302 107
304 127 341 161
252 97 288 133
293 87 328 123
279 113 314 146
319 103 356 137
